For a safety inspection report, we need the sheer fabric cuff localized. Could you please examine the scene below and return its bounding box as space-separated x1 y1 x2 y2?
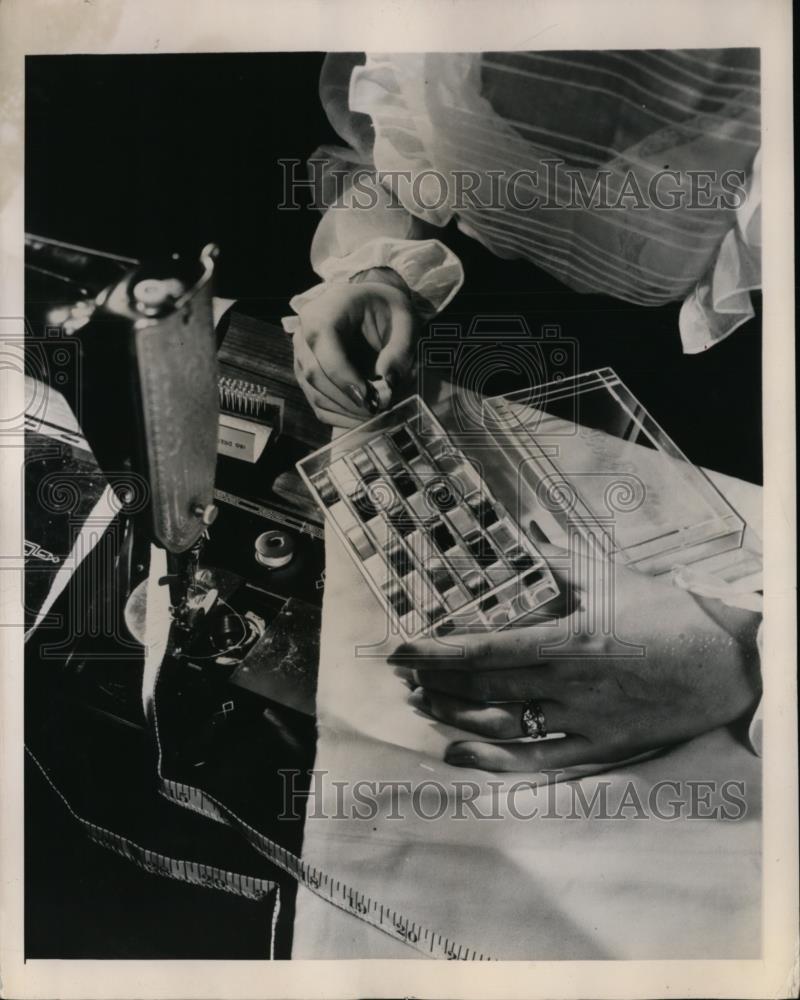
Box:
671 564 763 757
746 622 764 757
349 53 455 228
679 149 762 354
282 236 464 334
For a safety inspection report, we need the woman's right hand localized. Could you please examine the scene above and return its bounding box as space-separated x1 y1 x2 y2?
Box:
292 274 420 427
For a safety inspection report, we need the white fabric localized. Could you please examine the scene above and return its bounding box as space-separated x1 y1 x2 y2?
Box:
293 409 764 959
284 51 761 352
671 562 763 755
679 149 762 352
281 237 464 335
672 563 763 614
24 484 119 641
749 624 764 756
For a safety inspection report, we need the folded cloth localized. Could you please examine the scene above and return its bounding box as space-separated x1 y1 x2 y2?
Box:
292 395 763 959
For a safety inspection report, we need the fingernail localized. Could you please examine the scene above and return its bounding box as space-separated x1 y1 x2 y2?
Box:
445 748 478 767
407 688 429 710
364 381 380 414
346 383 367 409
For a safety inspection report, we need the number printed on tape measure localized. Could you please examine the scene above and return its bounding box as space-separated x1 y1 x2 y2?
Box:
25 747 280 906
156 770 492 960
28 598 494 962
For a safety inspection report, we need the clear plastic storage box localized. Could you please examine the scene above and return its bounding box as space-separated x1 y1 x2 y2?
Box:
482 367 745 574
297 396 560 640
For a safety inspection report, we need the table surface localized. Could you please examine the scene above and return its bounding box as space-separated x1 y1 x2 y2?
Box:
22 308 764 961
292 379 763 961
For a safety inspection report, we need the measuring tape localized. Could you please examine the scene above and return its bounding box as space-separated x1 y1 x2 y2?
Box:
27 702 492 960
25 745 282 958
144 529 492 962
27 546 493 962
214 488 324 540
146 674 492 960
155 771 491 961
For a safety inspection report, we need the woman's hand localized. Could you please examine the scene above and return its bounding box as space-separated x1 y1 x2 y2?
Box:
292 270 420 427
389 543 762 773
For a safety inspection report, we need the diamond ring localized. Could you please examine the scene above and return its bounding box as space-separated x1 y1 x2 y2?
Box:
521 701 547 740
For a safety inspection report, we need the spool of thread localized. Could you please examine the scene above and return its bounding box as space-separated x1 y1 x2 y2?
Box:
254 529 295 569
365 376 392 414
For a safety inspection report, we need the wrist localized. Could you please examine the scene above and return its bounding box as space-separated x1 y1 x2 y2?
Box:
350 266 409 293
349 266 434 320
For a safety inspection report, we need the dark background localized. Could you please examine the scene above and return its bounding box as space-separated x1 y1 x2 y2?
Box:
26 52 762 484
24 52 763 960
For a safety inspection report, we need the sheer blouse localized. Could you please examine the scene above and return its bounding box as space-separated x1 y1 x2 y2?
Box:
283 50 761 353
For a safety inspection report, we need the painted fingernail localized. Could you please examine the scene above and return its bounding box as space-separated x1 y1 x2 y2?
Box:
364 380 380 414
393 666 417 689
346 383 367 409
408 688 430 711
445 749 478 767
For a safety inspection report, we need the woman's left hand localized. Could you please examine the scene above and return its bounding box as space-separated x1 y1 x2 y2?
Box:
388 546 762 773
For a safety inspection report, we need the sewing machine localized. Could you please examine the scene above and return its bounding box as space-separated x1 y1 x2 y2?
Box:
24 238 331 955
24 234 328 716
22 234 763 963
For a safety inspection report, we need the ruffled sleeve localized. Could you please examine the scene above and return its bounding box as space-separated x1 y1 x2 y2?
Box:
671 562 763 756
349 53 456 228
748 624 763 757
679 149 762 353
281 236 464 335
281 53 465 335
